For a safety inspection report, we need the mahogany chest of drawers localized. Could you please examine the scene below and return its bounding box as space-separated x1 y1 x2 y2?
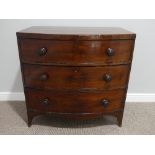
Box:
16 27 136 127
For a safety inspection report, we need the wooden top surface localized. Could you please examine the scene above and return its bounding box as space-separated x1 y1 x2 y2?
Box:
17 26 136 40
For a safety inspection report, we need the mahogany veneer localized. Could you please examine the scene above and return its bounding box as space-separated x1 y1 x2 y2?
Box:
17 27 136 127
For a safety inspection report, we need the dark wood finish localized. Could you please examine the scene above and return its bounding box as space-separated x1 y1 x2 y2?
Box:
26 109 124 127
25 88 125 113
23 64 130 90
16 26 136 127
16 26 136 40
19 39 134 65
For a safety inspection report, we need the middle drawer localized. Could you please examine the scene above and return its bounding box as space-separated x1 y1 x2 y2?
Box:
23 64 130 90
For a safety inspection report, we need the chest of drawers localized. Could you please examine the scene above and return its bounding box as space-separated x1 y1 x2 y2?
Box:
16 27 136 127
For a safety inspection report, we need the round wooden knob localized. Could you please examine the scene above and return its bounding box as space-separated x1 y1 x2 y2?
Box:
38 47 47 56
101 99 109 107
104 74 112 82
74 70 78 73
42 98 49 106
107 48 115 56
39 73 48 81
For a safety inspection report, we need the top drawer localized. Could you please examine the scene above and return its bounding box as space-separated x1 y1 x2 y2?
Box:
19 39 134 65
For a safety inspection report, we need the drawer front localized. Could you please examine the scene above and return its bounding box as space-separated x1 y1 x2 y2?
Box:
25 89 125 113
20 39 134 65
23 64 130 90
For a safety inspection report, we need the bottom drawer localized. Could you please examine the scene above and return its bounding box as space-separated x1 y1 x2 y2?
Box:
25 89 126 113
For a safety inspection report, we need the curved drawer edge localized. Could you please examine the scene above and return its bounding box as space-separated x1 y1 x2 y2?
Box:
28 108 124 120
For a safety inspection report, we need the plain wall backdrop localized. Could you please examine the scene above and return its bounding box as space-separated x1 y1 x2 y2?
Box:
0 19 154 94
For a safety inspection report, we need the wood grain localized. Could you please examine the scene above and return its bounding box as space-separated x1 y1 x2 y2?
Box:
23 64 130 90
25 88 125 113
16 26 136 127
19 39 134 65
17 26 136 40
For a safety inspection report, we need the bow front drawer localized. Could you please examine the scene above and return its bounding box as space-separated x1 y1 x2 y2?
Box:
23 64 130 90
19 39 134 65
25 88 125 113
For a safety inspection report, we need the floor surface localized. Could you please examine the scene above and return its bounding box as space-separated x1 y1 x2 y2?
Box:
0 102 154 135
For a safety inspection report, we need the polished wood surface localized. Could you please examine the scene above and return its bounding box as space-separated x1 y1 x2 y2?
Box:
25 88 125 113
23 64 130 90
17 26 136 127
17 26 136 40
20 39 134 65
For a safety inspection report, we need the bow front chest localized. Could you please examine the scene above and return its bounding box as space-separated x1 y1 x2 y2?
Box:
16 27 136 127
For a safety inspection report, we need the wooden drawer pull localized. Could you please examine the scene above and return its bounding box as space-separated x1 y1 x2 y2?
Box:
41 98 49 106
101 99 109 107
104 74 112 82
39 73 48 81
107 48 115 56
38 47 47 56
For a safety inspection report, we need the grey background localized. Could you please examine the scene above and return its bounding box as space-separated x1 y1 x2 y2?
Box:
0 19 154 93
